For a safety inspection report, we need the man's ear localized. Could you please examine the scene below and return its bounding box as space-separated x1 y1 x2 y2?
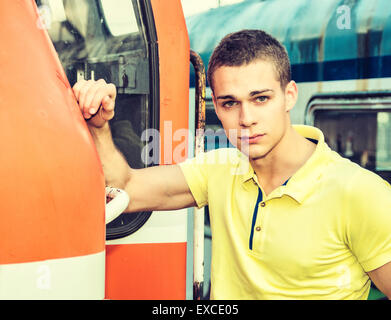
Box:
284 80 298 112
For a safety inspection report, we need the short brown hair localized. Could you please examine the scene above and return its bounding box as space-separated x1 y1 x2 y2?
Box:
207 29 291 92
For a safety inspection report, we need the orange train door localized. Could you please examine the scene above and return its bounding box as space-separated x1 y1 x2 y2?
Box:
38 0 191 299
104 0 190 299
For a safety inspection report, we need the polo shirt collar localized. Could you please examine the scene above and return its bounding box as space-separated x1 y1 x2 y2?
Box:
240 125 332 204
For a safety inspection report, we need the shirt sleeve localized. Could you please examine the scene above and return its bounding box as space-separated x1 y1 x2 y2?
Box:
178 151 211 209
345 169 391 272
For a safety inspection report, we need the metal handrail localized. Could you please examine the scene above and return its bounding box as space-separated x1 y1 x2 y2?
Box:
190 50 206 300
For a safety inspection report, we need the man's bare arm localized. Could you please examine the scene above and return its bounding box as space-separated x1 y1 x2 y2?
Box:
126 165 197 212
73 79 197 213
368 261 391 299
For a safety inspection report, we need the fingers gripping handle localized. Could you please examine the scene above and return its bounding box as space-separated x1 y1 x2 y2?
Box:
105 187 130 224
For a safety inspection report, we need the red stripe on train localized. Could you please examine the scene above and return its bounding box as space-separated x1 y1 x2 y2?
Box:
105 242 187 300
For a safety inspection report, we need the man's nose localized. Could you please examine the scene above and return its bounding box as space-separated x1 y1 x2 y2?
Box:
239 103 256 127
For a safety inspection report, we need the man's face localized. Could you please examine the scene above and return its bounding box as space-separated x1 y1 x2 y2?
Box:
212 59 297 161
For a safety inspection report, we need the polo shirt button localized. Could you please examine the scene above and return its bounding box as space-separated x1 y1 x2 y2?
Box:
260 202 266 207
256 226 261 232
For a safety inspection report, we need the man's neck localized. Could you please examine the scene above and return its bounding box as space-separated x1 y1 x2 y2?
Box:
250 126 316 195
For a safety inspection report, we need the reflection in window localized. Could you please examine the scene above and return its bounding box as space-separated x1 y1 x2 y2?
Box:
43 0 66 22
314 109 391 183
376 112 391 170
100 0 139 36
37 0 149 170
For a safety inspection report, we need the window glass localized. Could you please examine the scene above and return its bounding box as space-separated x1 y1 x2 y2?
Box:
100 0 139 36
314 108 391 182
37 0 150 168
376 112 391 170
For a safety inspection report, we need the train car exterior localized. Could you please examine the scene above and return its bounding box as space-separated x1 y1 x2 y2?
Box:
187 0 391 299
24 0 191 299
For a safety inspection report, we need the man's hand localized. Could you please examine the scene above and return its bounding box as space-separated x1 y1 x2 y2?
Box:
72 79 116 128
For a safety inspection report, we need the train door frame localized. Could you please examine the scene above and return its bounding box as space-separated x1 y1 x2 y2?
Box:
105 0 159 240
104 0 191 300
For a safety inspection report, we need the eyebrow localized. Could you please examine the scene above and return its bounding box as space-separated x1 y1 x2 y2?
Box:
249 89 274 96
216 89 274 100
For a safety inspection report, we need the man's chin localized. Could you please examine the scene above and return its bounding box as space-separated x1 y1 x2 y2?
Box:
237 146 266 161
242 144 275 161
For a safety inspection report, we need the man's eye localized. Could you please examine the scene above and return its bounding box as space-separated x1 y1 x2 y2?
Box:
255 96 268 103
222 101 237 108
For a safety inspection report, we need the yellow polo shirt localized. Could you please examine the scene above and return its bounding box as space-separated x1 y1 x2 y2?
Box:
179 125 391 300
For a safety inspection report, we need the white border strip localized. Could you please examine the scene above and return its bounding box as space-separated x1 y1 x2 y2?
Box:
0 251 105 300
106 209 188 245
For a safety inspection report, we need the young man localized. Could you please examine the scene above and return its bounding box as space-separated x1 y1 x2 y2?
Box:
73 30 391 299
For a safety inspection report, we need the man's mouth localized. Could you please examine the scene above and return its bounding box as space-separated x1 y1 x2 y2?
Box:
240 134 265 144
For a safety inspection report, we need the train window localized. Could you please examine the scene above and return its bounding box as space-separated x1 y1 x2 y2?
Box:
100 0 139 36
306 93 391 183
36 0 158 239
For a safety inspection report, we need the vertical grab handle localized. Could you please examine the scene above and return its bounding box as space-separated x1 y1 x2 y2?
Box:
105 187 130 225
190 50 206 300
